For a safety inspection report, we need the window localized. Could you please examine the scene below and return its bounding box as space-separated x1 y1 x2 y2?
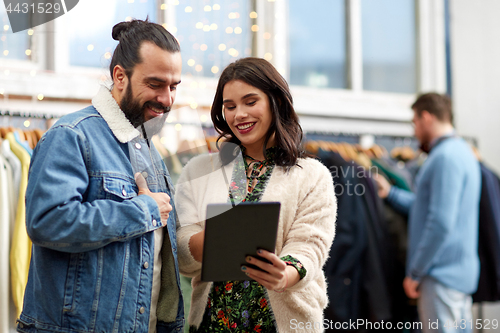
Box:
66 0 157 68
288 0 346 89
176 0 252 77
1 6 31 61
361 0 416 93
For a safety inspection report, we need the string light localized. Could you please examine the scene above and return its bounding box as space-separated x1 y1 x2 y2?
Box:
200 114 208 122
210 23 218 30
160 137 168 145
125 16 132 21
264 53 273 61
3 50 8 56
25 49 32 56
104 52 112 59
170 26 177 33
218 43 226 51
27 29 34 35
250 11 258 18
161 4 167 10
24 120 31 128
211 66 219 74
234 27 242 34
263 32 271 39
0 89 4 95
203 25 210 32
128 0 134 3
204 5 211 11
225 27 233 34
200 44 208 51
175 124 182 131
37 94 44 100
190 102 198 109
196 22 203 29
185 6 192 12
187 59 195 66
213 4 220 10
195 65 203 72
251 25 259 32
87 44 94 51
3 25 8 31
228 48 239 57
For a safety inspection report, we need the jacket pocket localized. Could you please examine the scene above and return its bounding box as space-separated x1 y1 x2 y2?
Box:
102 174 137 201
63 252 85 313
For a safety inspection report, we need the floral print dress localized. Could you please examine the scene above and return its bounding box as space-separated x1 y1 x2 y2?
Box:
190 147 307 333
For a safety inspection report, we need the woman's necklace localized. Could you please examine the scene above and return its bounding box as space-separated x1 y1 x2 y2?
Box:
244 155 268 193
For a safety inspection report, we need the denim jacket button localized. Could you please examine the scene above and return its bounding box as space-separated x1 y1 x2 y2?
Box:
139 307 145 314
143 262 149 269
142 171 148 178
152 219 157 227
122 189 127 196
135 143 142 149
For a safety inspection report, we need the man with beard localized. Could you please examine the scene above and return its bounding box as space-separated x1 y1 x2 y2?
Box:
18 19 184 333
375 93 481 333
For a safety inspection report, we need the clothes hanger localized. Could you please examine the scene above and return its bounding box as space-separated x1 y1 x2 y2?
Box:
304 141 319 155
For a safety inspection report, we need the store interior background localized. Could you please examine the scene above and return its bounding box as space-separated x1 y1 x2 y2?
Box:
1 0 500 332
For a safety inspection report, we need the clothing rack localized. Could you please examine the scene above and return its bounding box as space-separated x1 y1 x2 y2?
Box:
0 110 57 119
0 111 59 133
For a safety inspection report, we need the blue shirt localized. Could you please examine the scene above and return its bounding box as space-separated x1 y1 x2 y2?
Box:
387 136 481 294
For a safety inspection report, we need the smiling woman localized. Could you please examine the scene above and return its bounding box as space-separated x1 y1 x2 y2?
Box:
175 57 337 333
221 80 273 161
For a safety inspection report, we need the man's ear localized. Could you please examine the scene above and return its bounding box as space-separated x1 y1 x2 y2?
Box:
420 110 436 123
112 65 128 91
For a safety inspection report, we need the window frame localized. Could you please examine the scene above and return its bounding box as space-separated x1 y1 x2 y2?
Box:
1 0 447 135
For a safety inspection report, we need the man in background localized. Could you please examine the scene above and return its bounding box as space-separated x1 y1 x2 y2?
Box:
375 93 481 332
18 19 184 333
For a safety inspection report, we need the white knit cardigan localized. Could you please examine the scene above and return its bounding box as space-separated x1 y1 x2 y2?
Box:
175 152 337 333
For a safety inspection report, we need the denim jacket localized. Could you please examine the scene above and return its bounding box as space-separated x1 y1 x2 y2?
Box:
18 87 184 333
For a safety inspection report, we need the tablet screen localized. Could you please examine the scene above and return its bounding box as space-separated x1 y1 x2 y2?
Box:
201 202 281 282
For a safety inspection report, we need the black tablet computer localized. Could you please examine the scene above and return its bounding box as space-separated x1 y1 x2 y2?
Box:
201 202 281 282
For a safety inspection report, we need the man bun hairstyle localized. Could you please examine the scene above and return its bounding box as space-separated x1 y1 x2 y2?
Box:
109 18 180 80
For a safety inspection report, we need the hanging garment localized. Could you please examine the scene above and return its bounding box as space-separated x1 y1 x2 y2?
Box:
0 154 12 333
1 139 21 212
319 150 393 330
6 132 32 317
473 163 500 302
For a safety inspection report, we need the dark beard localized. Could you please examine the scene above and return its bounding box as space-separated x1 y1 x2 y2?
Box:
120 83 146 128
120 82 171 137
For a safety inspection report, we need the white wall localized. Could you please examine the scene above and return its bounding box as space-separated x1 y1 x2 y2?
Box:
451 2 500 329
450 0 500 175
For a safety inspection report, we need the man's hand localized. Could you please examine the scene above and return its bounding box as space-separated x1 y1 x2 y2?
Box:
135 173 172 224
403 276 420 299
373 173 392 199
189 231 205 263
